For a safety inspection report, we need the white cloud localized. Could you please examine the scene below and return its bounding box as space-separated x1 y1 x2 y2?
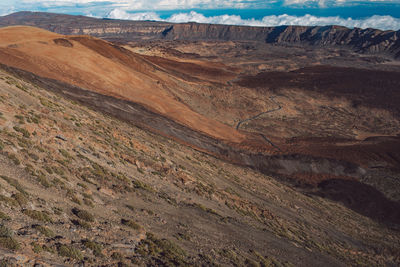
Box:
21 0 124 3
17 0 264 10
108 10 400 30
108 9 161 20
1 0 400 30
10 0 400 10
283 0 400 7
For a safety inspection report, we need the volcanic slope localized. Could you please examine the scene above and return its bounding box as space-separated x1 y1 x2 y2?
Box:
0 60 399 266
0 26 244 144
1 25 400 228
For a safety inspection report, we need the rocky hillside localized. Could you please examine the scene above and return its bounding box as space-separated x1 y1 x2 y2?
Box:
2 25 399 201
0 56 399 266
0 14 399 265
1 11 400 58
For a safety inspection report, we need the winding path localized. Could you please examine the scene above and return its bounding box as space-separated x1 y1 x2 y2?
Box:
236 96 282 151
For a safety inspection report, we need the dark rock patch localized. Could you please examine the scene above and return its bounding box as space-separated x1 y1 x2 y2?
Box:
53 38 73 48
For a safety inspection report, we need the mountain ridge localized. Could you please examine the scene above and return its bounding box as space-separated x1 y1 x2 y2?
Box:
1 11 399 58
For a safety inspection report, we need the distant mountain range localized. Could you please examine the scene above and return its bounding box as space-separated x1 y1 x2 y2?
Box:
1 11 400 58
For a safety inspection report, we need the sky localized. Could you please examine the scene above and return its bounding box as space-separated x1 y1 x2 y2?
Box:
1 0 400 30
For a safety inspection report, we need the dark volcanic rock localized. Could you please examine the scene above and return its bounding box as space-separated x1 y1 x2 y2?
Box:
1 11 400 58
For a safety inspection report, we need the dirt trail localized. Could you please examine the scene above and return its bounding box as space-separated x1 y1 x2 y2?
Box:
236 96 282 151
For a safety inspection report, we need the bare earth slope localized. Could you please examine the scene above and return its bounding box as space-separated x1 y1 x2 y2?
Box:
0 26 245 143
0 25 399 223
0 59 399 266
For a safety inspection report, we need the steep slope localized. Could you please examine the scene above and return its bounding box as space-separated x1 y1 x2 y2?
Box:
0 26 244 144
1 11 400 58
0 63 399 266
0 24 399 230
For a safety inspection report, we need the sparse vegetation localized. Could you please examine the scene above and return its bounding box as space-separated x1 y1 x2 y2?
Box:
0 212 10 221
121 219 141 230
22 210 52 223
135 232 189 266
0 175 27 195
72 219 91 229
31 242 43 254
67 190 81 205
0 195 18 207
6 153 20 165
13 126 30 138
132 179 153 192
192 203 219 216
12 192 28 206
36 172 51 188
72 207 94 222
111 251 124 260
34 225 55 238
126 204 135 211
0 225 19 250
58 244 83 260
82 239 103 256
0 53 398 267
59 149 72 159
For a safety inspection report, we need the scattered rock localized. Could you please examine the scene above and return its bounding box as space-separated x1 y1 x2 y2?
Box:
55 135 67 141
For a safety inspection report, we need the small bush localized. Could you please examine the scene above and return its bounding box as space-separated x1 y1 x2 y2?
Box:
0 195 18 207
58 244 83 260
111 251 124 260
23 210 52 223
0 176 27 195
121 219 141 230
67 190 81 205
83 198 94 207
31 242 43 253
0 211 10 221
44 166 54 174
0 225 19 250
14 115 24 124
12 192 28 206
37 174 51 188
53 207 63 215
132 180 153 192
135 232 188 266
0 225 12 237
77 183 87 189
15 84 28 92
71 219 91 229
126 204 135 211
82 239 103 256
28 153 39 161
6 153 20 165
34 225 55 238
59 149 71 159
192 203 219 216
13 126 30 138
52 166 65 176
72 208 94 222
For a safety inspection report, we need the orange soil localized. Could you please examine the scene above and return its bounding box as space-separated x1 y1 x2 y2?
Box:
0 26 245 143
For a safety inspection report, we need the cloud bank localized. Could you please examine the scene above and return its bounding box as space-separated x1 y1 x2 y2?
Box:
108 10 400 30
7 0 400 11
2 1 400 30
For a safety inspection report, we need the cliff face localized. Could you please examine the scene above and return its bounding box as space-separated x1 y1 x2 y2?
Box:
162 23 400 57
0 11 172 40
1 11 399 57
